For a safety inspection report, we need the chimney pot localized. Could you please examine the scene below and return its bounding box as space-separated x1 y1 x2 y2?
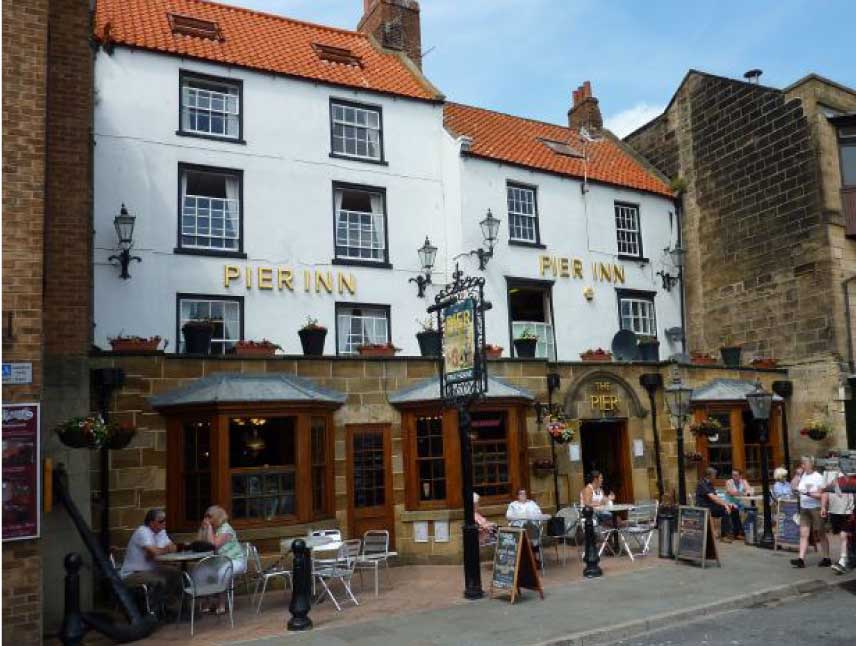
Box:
568 81 602 131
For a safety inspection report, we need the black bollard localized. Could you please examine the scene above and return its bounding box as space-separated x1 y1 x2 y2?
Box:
59 553 88 646
582 506 603 578
287 539 313 631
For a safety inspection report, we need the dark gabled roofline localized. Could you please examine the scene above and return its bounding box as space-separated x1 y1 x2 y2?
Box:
98 41 445 105
444 101 568 131
783 73 856 97
601 128 674 193
623 68 783 141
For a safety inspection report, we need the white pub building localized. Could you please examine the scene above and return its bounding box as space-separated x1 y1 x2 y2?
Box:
83 0 763 567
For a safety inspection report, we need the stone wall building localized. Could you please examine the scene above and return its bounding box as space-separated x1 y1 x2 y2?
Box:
625 70 856 454
2 0 94 641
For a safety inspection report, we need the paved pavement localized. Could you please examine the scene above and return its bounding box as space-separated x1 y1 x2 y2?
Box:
613 581 856 646
234 541 856 646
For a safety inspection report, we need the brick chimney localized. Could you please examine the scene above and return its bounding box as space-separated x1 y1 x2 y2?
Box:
568 81 603 131
358 0 422 69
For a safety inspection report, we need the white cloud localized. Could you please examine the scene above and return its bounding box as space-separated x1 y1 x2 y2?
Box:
604 103 663 138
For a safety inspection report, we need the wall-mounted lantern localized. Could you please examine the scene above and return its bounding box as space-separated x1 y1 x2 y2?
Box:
657 244 685 292
108 204 141 279
409 236 438 298
468 209 500 271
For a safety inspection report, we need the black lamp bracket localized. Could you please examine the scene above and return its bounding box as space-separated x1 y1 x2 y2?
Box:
109 248 142 280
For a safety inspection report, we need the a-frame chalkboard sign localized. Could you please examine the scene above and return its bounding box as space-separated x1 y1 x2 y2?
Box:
676 506 721 568
489 527 544 603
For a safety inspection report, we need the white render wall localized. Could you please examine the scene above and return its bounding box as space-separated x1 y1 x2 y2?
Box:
446 151 684 358
93 46 682 360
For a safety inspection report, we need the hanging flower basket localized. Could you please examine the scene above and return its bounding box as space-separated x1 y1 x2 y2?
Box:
55 416 136 450
546 416 578 444
689 417 723 440
799 420 831 442
684 452 704 463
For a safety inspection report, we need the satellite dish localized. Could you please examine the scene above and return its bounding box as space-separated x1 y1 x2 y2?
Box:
611 330 639 362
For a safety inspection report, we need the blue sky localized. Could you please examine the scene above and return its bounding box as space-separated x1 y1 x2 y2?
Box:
230 0 856 136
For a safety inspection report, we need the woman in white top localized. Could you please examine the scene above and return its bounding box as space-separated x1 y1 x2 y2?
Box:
580 471 614 509
791 456 831 568
506 489 542 520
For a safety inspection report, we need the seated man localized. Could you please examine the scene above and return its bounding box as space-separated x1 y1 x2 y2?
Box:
724 468 753 539
473 493 497 545
120 508 181 616
506 488 542 520
695 467 735 543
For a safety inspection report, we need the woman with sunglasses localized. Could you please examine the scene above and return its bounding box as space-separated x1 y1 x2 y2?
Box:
198 505 246 614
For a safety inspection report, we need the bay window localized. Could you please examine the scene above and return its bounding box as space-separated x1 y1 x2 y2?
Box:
166 410 335 530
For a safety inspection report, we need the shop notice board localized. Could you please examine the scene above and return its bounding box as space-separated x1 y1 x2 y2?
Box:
2 403 40 541
489 527 544 603
676 505 720 568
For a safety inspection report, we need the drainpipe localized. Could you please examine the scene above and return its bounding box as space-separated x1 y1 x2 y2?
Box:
639 373 665 502
92 368 125 553
771 381 793 474
676 200 687 355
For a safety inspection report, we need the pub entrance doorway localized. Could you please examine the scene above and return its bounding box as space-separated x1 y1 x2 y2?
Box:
579 419 633 503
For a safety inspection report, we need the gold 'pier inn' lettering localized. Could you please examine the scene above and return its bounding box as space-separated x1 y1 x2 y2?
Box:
538 256 625 284
223 264 356 295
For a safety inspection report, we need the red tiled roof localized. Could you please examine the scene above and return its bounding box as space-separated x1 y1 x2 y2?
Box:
444 103 673 197
93 0 441 102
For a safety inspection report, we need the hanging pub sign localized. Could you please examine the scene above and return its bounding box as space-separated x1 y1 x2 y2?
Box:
443 298 476 385
430 264 489 403
2 403 41 541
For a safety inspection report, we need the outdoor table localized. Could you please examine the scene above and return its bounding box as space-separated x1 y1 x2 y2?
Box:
155 550 213 572
280 535 338 553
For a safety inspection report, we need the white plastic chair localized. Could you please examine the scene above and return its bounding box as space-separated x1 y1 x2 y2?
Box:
355 530 392 597
250 544 292 614
314 543 359 611
178 555 234 637
619 502 659 560
556 506 583 565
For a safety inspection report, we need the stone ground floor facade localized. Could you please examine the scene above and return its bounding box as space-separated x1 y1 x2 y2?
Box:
85 353 790 563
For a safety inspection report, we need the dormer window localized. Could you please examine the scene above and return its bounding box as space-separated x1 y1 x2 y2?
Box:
179 71 242 141
313 43 362 67
168 13 222 41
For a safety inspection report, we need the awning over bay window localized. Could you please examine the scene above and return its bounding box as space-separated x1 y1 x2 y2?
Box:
690 379 783 403
388 376 534 407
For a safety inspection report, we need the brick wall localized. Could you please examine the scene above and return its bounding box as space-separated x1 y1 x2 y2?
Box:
2 0 49 642
90 353 784 562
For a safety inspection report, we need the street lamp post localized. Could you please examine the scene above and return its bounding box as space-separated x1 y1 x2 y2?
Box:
746 381 775 549
664 375 693 506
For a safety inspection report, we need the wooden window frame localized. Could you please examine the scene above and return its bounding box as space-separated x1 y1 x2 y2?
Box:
165 406 336 532
692 403 783 488
400 403 529 511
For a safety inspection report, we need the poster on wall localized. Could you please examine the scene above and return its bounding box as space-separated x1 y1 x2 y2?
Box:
2 403 40 541
442 298 476 386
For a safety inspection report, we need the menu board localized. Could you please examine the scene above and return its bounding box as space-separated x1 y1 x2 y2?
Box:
2 404 40 541
775 499 800 551
489 527 543 603
676 505 720 568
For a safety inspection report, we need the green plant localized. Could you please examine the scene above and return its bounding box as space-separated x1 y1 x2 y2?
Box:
669 176 688 194
55 415 134 450
416 316 436 332
519 328 538 340
689 417 723 437
235 339 281 349
301 316 326 331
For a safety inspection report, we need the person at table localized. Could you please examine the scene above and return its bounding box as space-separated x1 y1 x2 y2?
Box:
772 467 793 500
473 492 497 544
790 456 831 568
120 508 181 616
198 505 246 614
724 468 753 539
506 488 542 520
580 470 615 523
695 467 735 543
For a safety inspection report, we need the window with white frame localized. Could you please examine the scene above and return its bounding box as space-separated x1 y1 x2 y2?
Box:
179 166 241 252
618 292 657 337
507 184 539 243
336 304 389 355
180 74 241 139
331 101 382 161
614 203 642 257
334 186 387 263
178 297 241 354
508 282 556 360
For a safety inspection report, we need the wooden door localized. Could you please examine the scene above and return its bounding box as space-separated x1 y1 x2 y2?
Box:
580 420 633 503
346 424 395 546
